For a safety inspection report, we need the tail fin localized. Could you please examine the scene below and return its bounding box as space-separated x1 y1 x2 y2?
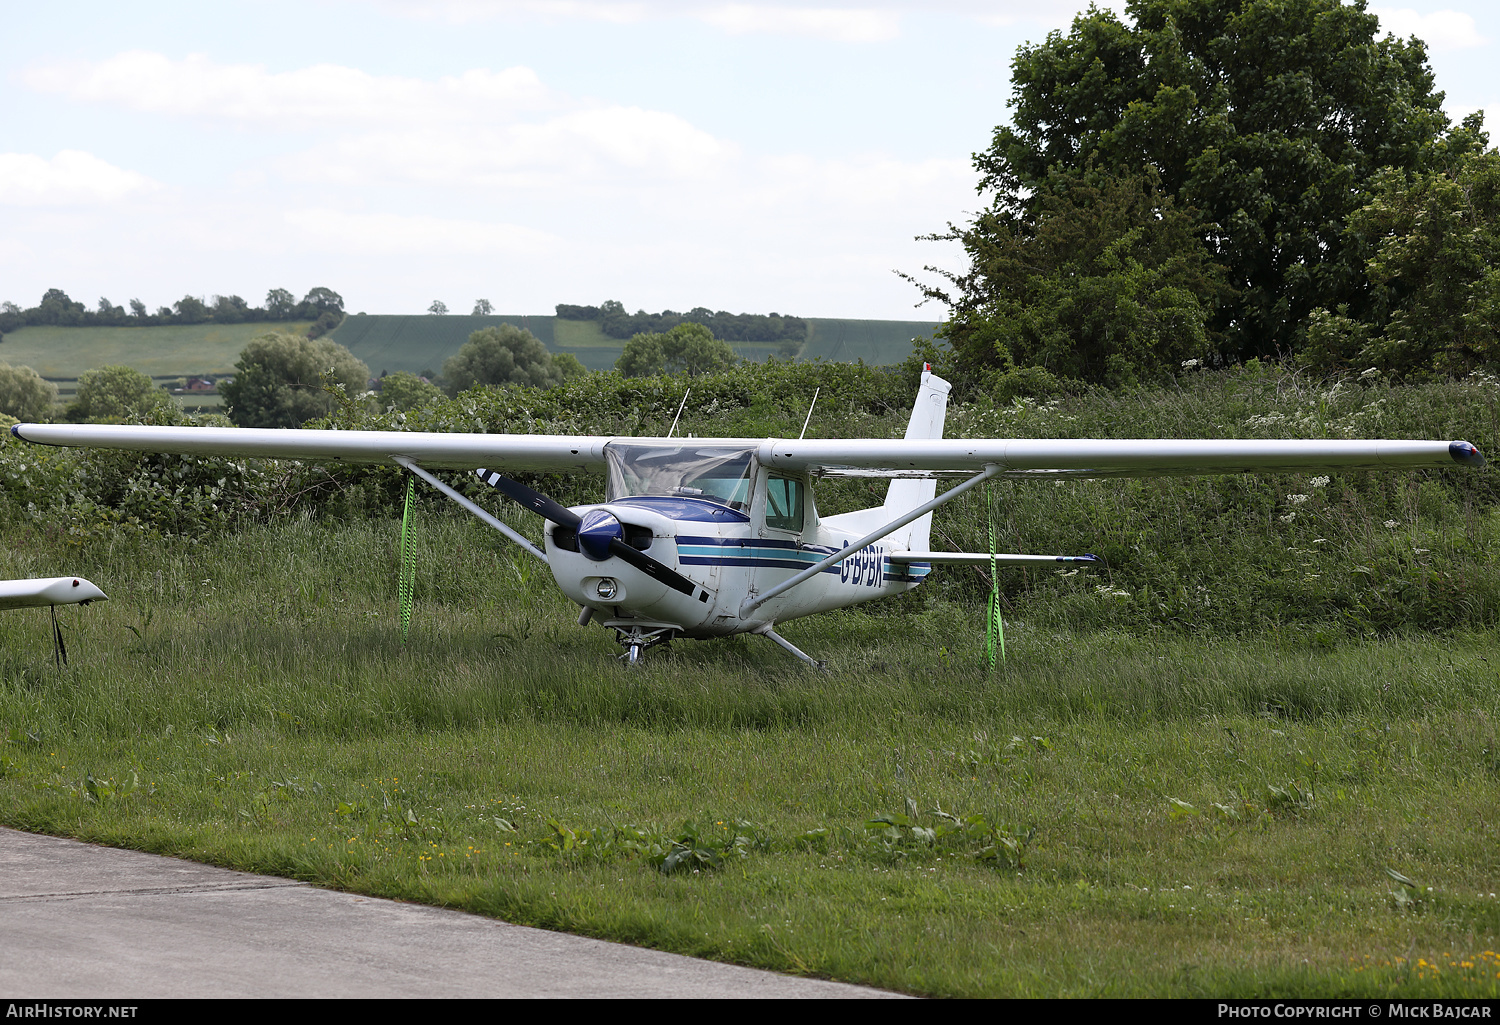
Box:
881 366 951 551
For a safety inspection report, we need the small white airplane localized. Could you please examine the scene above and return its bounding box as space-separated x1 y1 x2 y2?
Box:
10 369 1486 664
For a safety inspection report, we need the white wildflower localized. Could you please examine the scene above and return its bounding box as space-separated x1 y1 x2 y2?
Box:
1360 367 1380 379
1286 494 1310 505
1384 519 1399 528
1181 359 1201 370
1310 476 1330 488
1279 512 1297 524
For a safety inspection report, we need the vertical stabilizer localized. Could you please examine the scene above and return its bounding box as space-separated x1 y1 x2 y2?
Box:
881 367 951 551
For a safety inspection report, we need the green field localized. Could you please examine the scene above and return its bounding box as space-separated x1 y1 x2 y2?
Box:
802 318 940 364
0 323 313 378
2 362 1499 996
1 516 1498 998
334 313 557 377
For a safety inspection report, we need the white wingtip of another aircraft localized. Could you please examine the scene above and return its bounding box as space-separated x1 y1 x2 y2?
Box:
0 577 108 611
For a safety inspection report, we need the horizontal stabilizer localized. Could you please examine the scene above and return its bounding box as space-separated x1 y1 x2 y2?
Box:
0 577 108 610
889 552 1103 568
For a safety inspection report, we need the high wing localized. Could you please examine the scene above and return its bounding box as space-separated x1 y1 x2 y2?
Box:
10 424 613 472
757 438 1486 477
11 424 1484 477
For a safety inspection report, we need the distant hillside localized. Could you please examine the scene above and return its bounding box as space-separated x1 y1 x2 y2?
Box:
329 314 940 375
0 322 314 378
0 314 943 385
331 314 557 376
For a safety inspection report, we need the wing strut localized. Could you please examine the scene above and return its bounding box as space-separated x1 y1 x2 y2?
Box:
739 462 1003 618
392 456 548 563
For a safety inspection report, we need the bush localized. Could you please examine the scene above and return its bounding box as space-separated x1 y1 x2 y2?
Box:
616 322 739 378
69 365 170 422
219 332 370 428
376 371 442 412
0 362 58 421
442 324 560 395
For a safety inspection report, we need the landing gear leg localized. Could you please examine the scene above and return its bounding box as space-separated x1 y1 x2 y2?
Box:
612 626 674 665
757 625 827 670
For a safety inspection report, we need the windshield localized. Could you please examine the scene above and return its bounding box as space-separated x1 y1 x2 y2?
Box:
606 443 755 510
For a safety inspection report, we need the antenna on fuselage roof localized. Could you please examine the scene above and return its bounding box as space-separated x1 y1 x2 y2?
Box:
667 388 691 438
799 387 820 440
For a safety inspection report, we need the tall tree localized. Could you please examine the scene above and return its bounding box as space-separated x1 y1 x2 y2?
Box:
265 288 296 319
970 0 1449 360
1300 117 1500 377
300 287 344 316
922 166 1231 387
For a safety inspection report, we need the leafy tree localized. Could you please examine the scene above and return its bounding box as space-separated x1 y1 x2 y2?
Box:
69 365 169 421
35 289 87 326
220 332 370 428
969 0 1450 361
265 289 296 318
442 324 561 395
174 295 210 324
212 294 250 324
616 322 739 378
918 167 1230 387
428 300 449 316
129 299 148 319
376 371 442 411
1298 124 1500 378
472 299 494 315
299 287 344 317
0 362 57 421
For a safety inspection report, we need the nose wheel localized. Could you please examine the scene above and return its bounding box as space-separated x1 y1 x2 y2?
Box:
612 625 675 665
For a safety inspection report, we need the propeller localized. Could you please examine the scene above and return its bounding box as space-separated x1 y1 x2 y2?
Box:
475 469 713 604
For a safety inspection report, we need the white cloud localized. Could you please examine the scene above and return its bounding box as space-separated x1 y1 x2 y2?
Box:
10 52 975 317
21 52 554 129
695 5 899 42
1371 8 1489 50
282 209 563 255
0 150 157 207
371 0 1129 36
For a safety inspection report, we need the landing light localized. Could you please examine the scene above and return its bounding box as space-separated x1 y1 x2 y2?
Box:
596 578 618 600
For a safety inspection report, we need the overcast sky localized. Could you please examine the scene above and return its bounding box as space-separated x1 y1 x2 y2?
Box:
3 1 1495 321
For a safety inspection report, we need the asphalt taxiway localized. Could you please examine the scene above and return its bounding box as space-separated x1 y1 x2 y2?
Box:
0 827 897 998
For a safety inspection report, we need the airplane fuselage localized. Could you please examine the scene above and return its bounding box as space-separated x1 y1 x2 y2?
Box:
547 489 930 638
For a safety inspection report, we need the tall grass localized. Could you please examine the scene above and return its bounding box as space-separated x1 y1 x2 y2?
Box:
3 364 1500 996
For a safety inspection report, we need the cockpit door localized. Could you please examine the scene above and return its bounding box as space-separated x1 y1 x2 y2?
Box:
746 471 815 613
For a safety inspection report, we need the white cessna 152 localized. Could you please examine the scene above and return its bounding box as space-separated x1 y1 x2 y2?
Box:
11 368 1487 665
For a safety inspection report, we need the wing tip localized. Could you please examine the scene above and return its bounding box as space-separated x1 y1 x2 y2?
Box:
1450 441 1487 468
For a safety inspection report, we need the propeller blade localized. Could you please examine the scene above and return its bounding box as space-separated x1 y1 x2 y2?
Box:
607 538 713 604
475 469 582 528
474 469 713 605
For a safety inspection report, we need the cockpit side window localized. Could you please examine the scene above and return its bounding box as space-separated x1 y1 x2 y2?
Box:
765 475 804 533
